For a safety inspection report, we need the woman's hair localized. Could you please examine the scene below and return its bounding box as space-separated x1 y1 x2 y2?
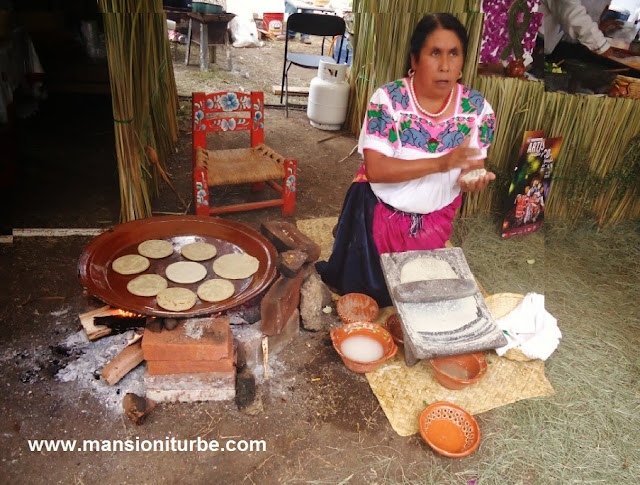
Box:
407 13 469 72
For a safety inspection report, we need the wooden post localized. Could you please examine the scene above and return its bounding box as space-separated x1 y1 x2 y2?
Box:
200 21 209 71
184 18 192 65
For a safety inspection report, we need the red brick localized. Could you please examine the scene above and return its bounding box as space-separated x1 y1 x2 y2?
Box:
147 358 234 375
142 317 231 362
276 250 307 278
260 221 321 263
260 272 303 336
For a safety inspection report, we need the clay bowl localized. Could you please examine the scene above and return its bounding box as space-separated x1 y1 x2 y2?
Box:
330 321 397 374
336 293 379 324
384 313 404 346
419 402 481 458
429 353 487 391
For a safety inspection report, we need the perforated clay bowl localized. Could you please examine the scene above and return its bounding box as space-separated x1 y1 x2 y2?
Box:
430 353 487 390
336 293 379 325
384 313 404 346
419 402 481 458
330 321 397 373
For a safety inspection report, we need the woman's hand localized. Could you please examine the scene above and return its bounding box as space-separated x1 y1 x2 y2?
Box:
440 137 485 172
457 168 496 192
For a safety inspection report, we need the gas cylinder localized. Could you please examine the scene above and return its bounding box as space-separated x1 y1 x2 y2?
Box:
307 60 350 131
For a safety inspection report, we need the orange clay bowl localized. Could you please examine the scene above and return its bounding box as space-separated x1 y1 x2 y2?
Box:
384 313 404 346
330 321 397 374
419 402 481 458
429 353 487 391
336 293 379 324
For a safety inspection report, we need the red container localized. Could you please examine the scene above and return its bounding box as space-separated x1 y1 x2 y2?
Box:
263 13 284 35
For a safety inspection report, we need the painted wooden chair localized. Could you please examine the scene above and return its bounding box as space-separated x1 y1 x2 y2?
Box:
192 91 297 216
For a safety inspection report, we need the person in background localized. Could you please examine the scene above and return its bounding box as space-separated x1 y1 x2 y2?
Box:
541 0 623 56
285 0 312 44
316 13 495 307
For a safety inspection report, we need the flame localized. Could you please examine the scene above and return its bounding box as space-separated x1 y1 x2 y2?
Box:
114 309 144 318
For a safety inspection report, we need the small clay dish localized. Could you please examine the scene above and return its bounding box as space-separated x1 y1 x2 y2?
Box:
384 313 404 346
330 321 397 373
430 353 487 390
419 402 481 458
336 293 379 325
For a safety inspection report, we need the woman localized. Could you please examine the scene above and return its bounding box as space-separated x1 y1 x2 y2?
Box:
317 13 496 307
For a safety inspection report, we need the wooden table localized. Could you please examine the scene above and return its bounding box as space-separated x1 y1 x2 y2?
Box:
185 12 236 72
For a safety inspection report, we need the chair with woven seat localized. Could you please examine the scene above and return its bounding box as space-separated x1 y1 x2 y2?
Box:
280 13 346 117
192 91 297 216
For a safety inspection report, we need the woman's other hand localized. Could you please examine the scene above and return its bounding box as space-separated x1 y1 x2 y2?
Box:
441 136 485 172
457 168 496 192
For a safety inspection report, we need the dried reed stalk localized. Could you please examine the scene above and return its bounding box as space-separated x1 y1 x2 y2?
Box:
99 0 178 221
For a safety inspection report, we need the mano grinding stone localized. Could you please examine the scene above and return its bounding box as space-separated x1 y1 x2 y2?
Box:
393 278 478 303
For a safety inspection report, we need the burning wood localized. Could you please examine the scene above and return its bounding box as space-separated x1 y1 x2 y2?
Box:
94 309 149 333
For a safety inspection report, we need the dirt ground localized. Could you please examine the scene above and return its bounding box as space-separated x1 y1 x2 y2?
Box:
1 37 638 484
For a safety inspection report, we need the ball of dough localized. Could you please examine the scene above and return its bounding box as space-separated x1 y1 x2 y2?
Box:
460 168 487 184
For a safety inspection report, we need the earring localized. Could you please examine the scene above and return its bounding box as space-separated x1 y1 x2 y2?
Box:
408 68 415 77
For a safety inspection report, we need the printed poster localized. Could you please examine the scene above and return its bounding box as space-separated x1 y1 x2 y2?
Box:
501 131 562 238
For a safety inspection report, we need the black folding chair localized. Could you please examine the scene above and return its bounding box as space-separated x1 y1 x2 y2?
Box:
280 13 347 117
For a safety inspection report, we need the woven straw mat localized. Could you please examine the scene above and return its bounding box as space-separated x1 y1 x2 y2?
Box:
295 218 553 436
366 303 555 437
296 217 338 261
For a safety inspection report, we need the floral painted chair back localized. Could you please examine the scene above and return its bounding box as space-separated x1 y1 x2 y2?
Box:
192 91 265 158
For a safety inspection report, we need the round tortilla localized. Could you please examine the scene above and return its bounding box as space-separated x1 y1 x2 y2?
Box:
156 287 197 312
197 279 235 302
165 261 207 284
400 257 457 283
137 239 174 259
112 254 150 275
213 253 259 280
181 241 217 261
126 274 168 297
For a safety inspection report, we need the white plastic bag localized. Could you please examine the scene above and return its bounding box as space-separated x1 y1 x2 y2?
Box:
229 16 263 48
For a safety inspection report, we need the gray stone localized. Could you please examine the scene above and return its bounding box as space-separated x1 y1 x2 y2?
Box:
300 269 333 331
232 310 301 370
145 370 236 403
232 324 263 371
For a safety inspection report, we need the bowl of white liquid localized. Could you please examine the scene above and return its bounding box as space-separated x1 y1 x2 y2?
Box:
330 322 397 373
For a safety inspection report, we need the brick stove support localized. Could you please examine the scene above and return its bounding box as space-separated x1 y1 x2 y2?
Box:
260 272 304 336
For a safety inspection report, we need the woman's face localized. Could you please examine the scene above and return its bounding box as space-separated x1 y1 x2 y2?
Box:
411 27 464 97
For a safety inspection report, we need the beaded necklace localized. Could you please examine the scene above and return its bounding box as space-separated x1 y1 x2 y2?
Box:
408 76 454 118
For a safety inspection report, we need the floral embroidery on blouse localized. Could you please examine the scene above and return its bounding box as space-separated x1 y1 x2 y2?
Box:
460 86 486 114
381 80 410 111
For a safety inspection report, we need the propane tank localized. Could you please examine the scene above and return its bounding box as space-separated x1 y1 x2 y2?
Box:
307 60 350 131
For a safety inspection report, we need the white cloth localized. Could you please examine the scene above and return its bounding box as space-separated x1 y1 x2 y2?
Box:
495 293 561 361
540 0 611 54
